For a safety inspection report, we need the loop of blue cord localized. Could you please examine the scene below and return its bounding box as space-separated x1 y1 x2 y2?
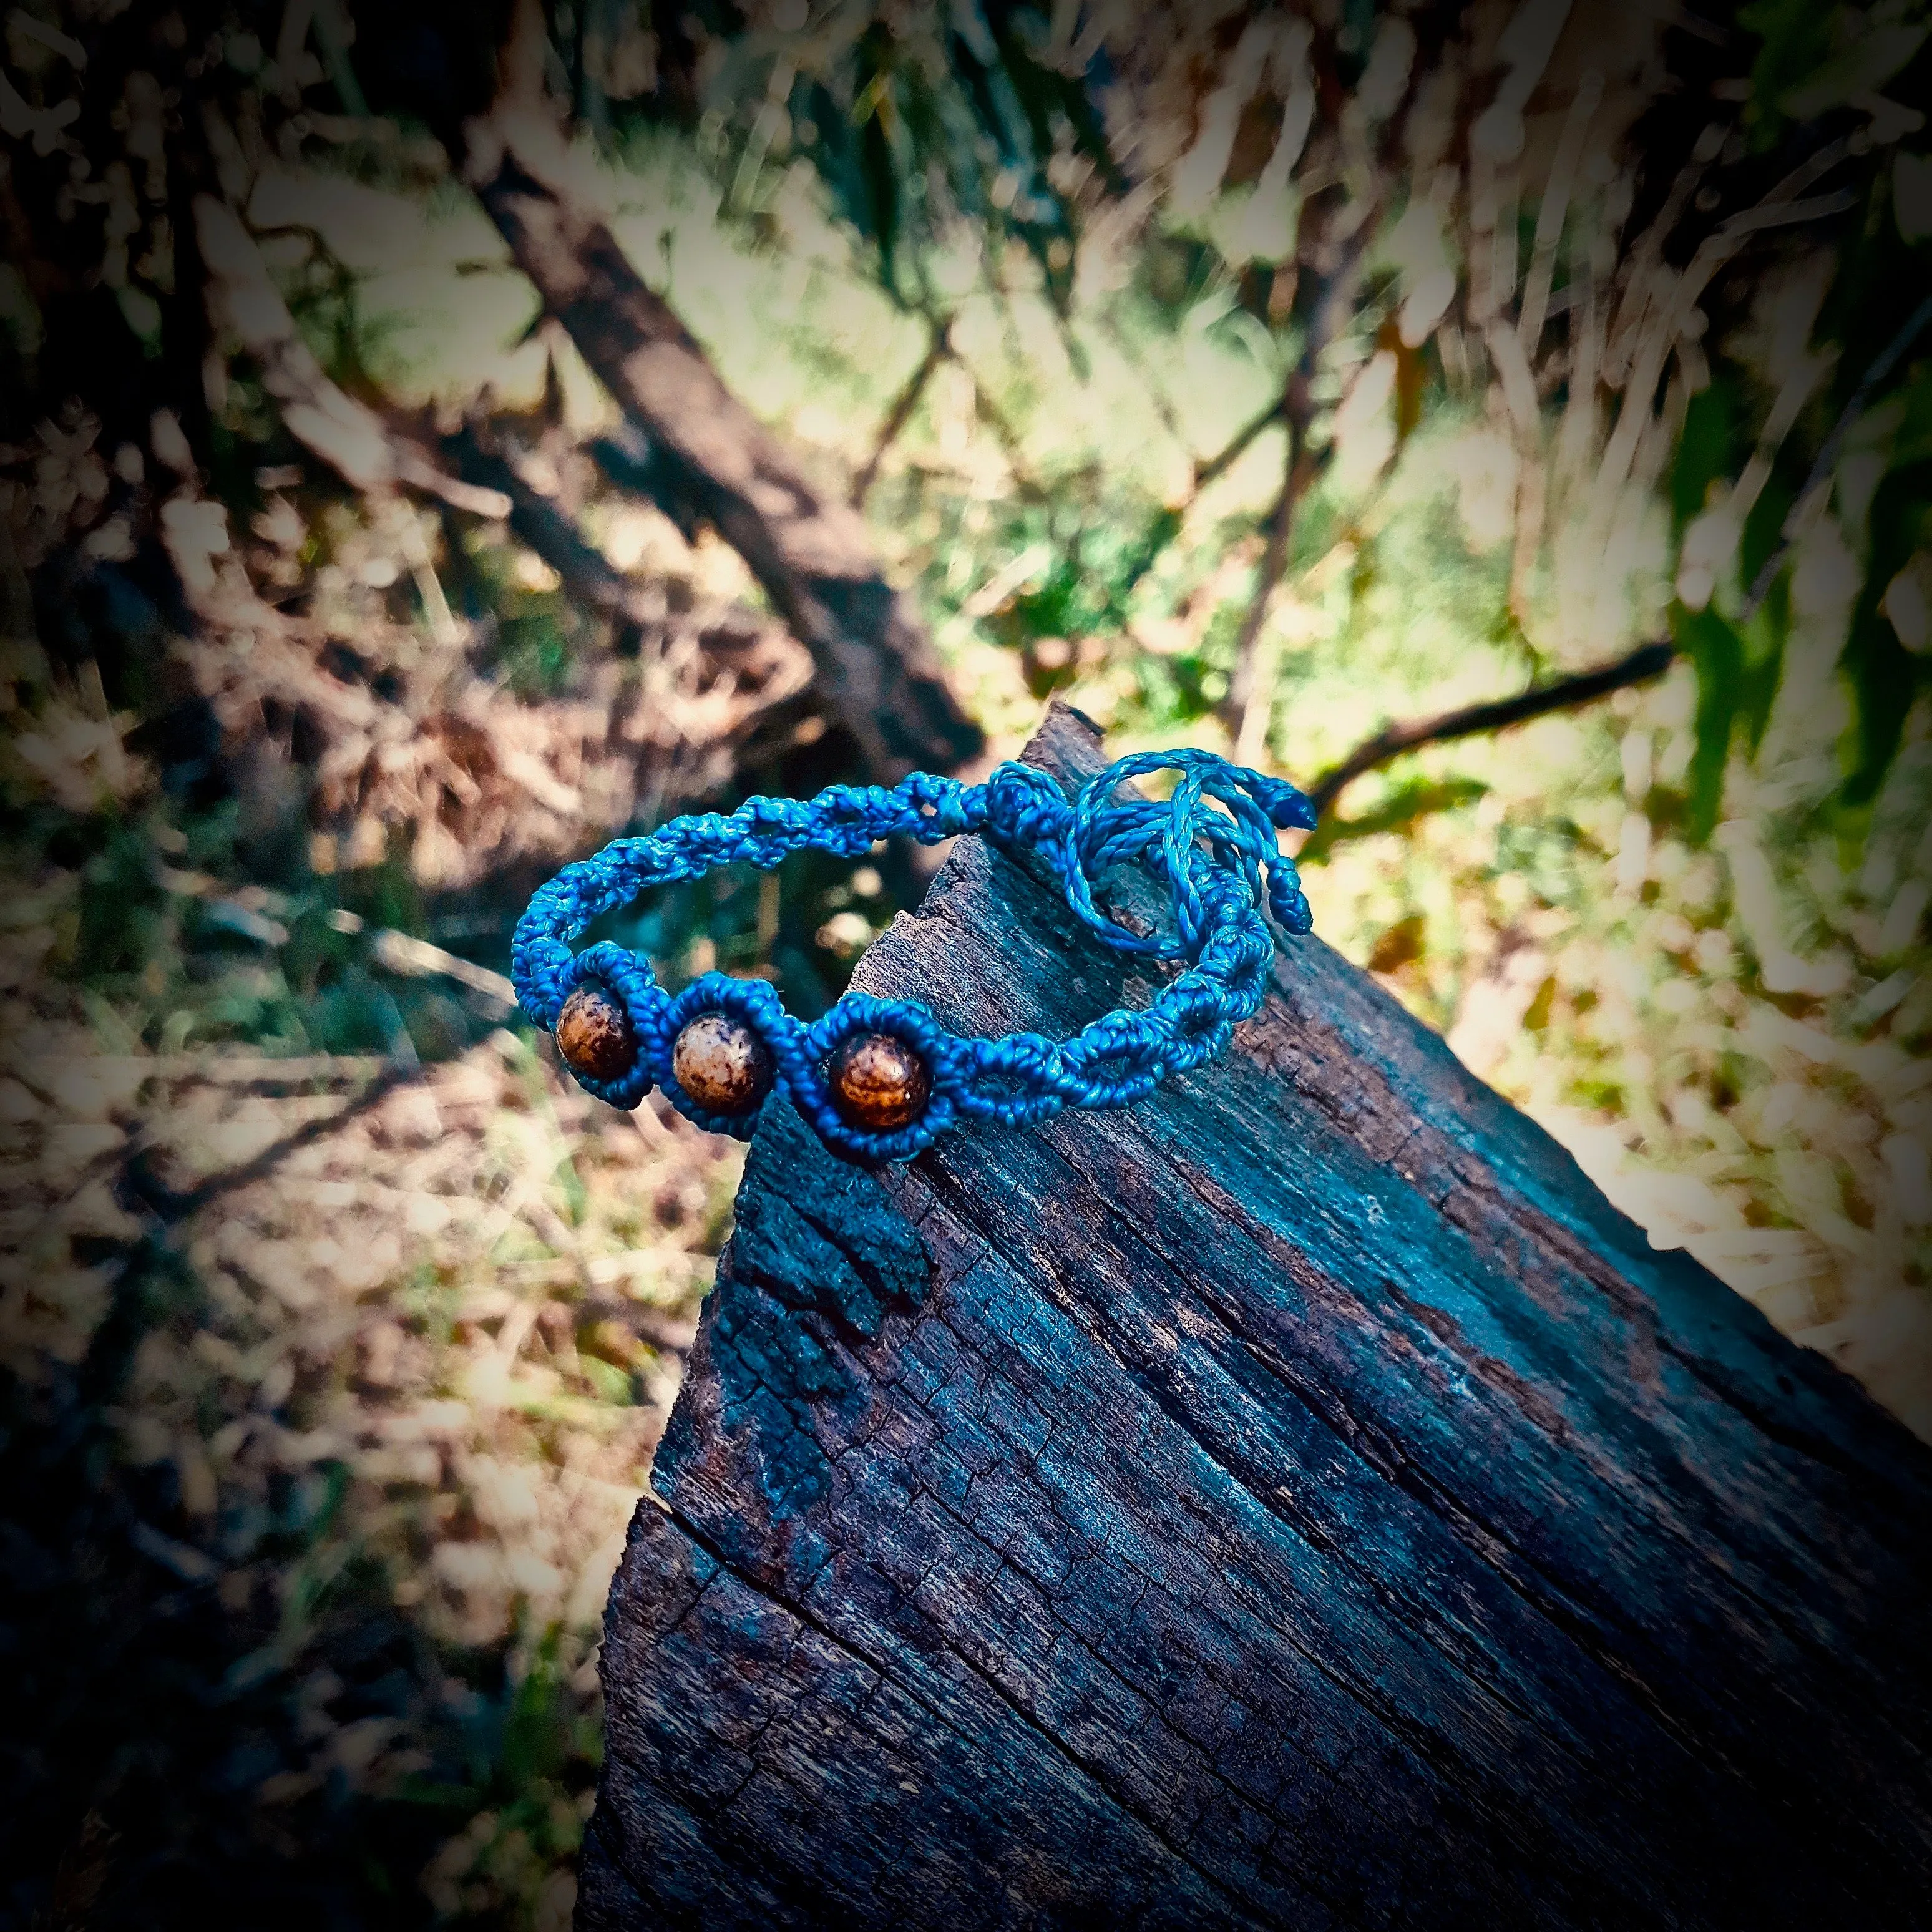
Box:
511 749 1316 1161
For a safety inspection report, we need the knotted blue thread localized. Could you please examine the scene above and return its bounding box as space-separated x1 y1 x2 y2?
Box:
511 749 1317 1162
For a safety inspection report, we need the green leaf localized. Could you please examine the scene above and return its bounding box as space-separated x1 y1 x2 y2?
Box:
1672 381 1740 532
1738 0 1835 146
1841 456 1932 804
580 1354 634 1405
1672 600 1745 840
1739 573 1790 755
1781 21 1928 120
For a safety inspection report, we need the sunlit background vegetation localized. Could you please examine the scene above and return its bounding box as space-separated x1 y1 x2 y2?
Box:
4 0 1931 1924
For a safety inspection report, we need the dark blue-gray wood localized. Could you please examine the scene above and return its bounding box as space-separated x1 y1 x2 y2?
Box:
578 705 1932 1930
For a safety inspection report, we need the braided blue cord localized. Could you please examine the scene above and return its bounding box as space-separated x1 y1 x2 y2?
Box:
510 749 1317 1162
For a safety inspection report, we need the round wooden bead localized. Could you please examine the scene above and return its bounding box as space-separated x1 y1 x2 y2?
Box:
827 1031 931 1133
555 983 635 1083
671 1012 774 1117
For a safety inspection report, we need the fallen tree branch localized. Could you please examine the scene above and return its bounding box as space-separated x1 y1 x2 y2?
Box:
444 422 667 635
1305 638 1678 817
462 115 983 781
583 703 1932 1928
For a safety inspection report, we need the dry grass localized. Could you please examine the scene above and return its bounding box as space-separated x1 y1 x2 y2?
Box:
1 988 739 1924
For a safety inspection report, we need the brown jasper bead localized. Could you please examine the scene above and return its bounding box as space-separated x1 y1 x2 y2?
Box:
827 1031 931 1133
555 983 635 1083
671 1012 774 1116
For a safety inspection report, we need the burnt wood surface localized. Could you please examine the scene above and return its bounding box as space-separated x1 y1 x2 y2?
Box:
468 129 983 784
580 705 1932 1931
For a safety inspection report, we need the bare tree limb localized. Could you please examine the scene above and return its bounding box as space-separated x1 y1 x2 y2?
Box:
443 422 816 749
1305 639 1678 817
462 115 983 781
851 317 951 505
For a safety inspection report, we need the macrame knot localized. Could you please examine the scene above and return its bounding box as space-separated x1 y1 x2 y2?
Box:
1047 749 1315 959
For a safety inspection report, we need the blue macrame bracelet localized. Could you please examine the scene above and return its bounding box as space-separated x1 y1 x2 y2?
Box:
510 748 1317 1163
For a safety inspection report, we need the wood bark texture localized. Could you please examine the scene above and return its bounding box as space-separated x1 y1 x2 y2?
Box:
468 134 983 783
580 705 1932 1931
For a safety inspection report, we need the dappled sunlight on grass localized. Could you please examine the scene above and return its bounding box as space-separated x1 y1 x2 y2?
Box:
2 980 737 1923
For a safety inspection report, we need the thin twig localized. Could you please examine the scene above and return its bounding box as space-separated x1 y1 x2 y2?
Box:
943 337 1047 500
851 316 952 505
1191 394 1287 499
1224 228 1377 748
1226 423 1309 752
1305 640 1677 817
1743 290 1932 613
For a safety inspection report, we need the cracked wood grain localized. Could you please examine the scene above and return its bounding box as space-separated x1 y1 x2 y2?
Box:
582 704 1932 1931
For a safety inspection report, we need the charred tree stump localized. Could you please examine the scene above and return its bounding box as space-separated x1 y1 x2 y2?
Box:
579 705 1932 1930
